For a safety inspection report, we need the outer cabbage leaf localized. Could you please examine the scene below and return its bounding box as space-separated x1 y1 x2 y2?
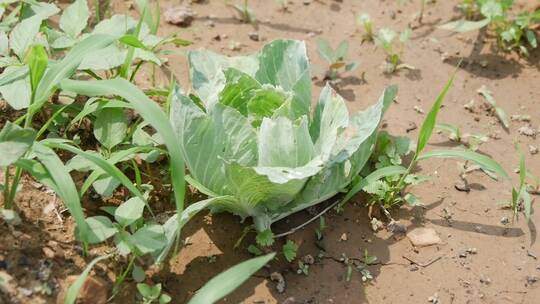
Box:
271 85 398 223
170 89 258 195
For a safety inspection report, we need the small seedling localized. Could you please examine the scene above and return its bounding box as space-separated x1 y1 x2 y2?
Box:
297 261 310 275
282 240 298 262
477 85 509 129
316 38 358 81
137 283 172 304
374 28 413 73
357 14 375 42
228 0 256 23
436 123 488 151
440 0 540 55
315 216 328 240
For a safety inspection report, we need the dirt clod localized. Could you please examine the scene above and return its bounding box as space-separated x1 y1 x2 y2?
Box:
164 6 195 26
270 272 286 294
407 228 441 247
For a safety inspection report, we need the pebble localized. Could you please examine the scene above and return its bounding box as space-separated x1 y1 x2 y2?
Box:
407 228 441 247
500 217 509 225
270 272 286 293
302 254 315 265
340 233 348 242
530 145 539 155
248 32 260 41
42 247 55 259
164 6 195 27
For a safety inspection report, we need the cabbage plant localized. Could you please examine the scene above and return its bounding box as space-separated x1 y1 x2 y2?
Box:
170 40 397 233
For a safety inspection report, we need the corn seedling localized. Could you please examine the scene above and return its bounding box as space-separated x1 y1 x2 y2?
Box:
357 13 375 43
339 70 514 220
316 38 358 81
436 123 488 150
440 0 540 55
374 28 413 74
228 0 255 23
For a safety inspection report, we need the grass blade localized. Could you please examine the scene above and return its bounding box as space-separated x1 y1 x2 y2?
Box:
477 85 509 129
43 140 150 211
64 254 112 304
418 148 508 179
59 78 186 233
30 34 116 114
32 142 89 245
415 70 457 155
187 253 275 304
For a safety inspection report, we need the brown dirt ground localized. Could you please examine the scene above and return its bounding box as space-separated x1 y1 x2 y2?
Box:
1 0 540 303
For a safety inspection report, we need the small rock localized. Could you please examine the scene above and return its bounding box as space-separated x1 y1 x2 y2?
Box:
474 225 483 233
407 228 441 247
500 217 509 225
427 293 440 303
530 145 539 155
248 32 260 41
466 248 477 255
283 297 297 304
370 218 383 232
205 20 215 27
406 122 417 133
479 275 491 285
479 60 488 68
340 233 348 242
270 272 286 294
0 271 17 296
56 275 108 304
42 247 55 259
518 125 537 138
164 6 195 27
387 220 407 234
526 275 538 285
454 180 470 192
302 254 315 265
413 105 425 114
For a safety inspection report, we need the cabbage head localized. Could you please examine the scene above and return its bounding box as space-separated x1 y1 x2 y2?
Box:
170 40 397 232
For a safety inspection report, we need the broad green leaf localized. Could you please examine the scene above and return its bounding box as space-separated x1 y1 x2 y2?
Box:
64 254 112 304
60 0 89 38
316 38 334 63
438 19 490 33
92 176 121 197
30 34 117 114
0 64 28 86
418 149 508 178
416 71 456 155
78 45 126 70
93 108 128 149
130 224 167 254
70 98 132 127
92 14 137 38
0 122 35 166
59 78 186 238
282 240 298 262
9 14 42 58
187 253 275 304
115 197 145 227
0 32 8 56
335 40 349 60
247 86 290 127
32 142 88 244
25 44 48 93
0 75 31 110
120 34 147 49
86 216 117 243
24 0 60 18
526 30 537 48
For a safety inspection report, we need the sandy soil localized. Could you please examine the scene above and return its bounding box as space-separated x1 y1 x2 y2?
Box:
1 0 540 303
